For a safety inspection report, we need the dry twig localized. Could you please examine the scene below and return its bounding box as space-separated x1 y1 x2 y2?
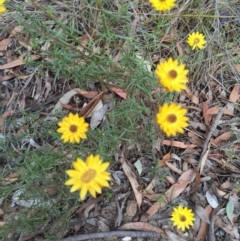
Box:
60 231 159 241
198 106 226 169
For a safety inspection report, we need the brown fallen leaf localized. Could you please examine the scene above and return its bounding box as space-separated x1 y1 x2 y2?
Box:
79 92 103 118
108 84 127 99
52 88 81 114
0 74 14 82
234 64 240 72
212 131 233 145
0 38 12 51
162 33 176 42
195 205 212 241
202 102 211 126
229 85 239 103
199 143 210 174
158 152 171 167
0 59 25 70
162 140 196 149
205 107 234 116
165 161 182 174
215 215 237 237
177 42 184 57
208 157 240 173
146 169 195 216
144 177 156 195
184 158 201 194
76 90 99 99
119 222 163 234
119 155 142 208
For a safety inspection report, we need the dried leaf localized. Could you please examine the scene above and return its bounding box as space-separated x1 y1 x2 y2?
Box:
52 89 80 114
146 169 195 216
191 94 199 104
200 143 210 174
195 205 212 241
229 85 239 103
212 131 233 145
87 100 103 117
220 179 231 190
206 190 218 208
202 102 211 126
10 26 24 37
126 200 137 217
205 107 233 116
79 92 103 118
76 90 98 99
108 84 127 99
44 81 51 99
119 222 163 234
90 104 108 130
0 59 25 69
144 177 156 195
209 157 240 173
235 64 240 72
121 159 142 208
0 74 14 82
0 38 12 51
176 42 184 57
165 161 182 174
215 216 238 237
158 152 171 167
162 140 196 149
195 205 210 224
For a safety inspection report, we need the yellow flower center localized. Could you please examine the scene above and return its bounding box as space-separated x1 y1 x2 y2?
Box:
180 215 186 222
169 70 177 79
167 114 177 123
69 125 77 133
81 169 96 183
194 38 200 44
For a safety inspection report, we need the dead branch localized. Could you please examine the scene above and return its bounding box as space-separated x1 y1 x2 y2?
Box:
60 231 159 241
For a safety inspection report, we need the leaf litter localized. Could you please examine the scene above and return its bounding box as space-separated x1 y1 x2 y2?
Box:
1 1 240 241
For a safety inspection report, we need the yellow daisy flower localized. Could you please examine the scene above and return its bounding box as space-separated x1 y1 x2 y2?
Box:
156 103 188 137
187 32 206 50
155 58 189 92
0 0 6 13
65 154 111 200
57 112 89 144
148 0 176 12
171 206 195 231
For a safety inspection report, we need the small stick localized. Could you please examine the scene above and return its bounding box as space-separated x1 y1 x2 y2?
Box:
60 231 159 241
198 106 226 169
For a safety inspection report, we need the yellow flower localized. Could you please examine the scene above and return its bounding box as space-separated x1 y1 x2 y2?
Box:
65 154 111 200
187 32 206 50
148 0 176 12
0 0 6 13
155 58 189 92
156 103 188 137
171 206 195 231
57 112 89 144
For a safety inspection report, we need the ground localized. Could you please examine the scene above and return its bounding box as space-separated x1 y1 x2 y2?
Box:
0 0 240 241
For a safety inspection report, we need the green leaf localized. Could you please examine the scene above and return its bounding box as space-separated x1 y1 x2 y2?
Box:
226 199 234 225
